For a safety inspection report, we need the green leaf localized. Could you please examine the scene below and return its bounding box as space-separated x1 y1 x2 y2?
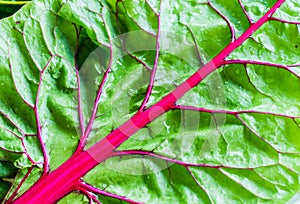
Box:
0 0 300 203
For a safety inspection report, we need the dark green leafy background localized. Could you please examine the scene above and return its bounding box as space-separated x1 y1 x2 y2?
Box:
0 0 299 203
0 0 28 19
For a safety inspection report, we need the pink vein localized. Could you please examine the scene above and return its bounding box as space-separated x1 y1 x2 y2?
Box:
1 127 21 139
74 25 85 138
225 59 300 78
124 50 152 72
238 0 253 24
20 137 37 164
171 105 299 119
269 17 300 24
6 166 34 203
78 181 142 204
184 24 204 66
138 13 161 113
236 115 284 155
77 14 114 150
289 64 300 67
77 186 102 204
110 150 255 170
34 56 54 175
120 1 156 37
186 167 214 203
244 66 273 98
210 0 285 66
0 111 25 135
208 0 236 41
114 2 152 72
0 146 23 154
7 46 35 109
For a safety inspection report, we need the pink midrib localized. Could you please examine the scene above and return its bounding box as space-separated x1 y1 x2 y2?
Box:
11 1 285 203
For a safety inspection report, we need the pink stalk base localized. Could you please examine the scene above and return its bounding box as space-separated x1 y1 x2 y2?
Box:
11 1 284 203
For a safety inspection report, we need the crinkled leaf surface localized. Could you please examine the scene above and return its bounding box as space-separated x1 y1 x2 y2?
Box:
0 0 299 203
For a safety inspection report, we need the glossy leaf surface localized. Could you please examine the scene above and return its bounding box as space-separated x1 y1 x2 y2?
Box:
0 0 299 203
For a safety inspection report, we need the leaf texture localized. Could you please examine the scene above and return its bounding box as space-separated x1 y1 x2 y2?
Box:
0 0 299 203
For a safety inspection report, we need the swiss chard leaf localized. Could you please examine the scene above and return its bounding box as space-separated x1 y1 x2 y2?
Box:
0 0 299 203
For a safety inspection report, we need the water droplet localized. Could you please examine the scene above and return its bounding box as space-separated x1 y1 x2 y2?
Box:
235 68 241 75
251 6 262 16
276 27 284 35
127 88 136 96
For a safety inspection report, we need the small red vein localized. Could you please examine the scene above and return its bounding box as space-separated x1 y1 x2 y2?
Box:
138 12 161 113
34 56 54 175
